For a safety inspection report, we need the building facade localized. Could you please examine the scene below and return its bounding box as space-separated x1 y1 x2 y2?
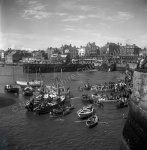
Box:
85 42 98 56
78 47 86 57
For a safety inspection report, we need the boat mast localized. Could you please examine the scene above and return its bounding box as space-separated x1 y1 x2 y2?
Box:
27 64 29 82
12 66 14 84
36 67 38 81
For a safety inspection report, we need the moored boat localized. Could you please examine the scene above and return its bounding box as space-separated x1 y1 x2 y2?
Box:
4 84 19 94
116 101 128 109
81 94 93 103
77 105 94 119
16 80 43 88
22 87 34 96
86 114 99 128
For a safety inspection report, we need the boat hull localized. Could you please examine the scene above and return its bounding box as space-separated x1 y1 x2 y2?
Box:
16 81 43 87
4 85 19 94
86 115 99 128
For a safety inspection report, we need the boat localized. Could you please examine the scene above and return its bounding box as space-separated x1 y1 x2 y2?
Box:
86 114 99 128
16 65 43 88
77 105 94 119
116 101 128 109
4 84 19 94
22 87 34 96
91 94 118 102
25 95 43 111
83 83 91 90
34 101 58 115
50 112 63 117
65 104 74 110
16 80 43 88
4 67 19 94
81 94 93 103
91 85 114 93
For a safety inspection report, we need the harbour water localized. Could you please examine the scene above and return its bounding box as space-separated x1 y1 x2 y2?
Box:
0 66 128 150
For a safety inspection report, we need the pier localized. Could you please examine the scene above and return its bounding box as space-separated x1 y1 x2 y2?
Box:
23 63 95 73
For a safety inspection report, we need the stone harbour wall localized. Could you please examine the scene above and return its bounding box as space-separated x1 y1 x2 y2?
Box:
122 70 147 150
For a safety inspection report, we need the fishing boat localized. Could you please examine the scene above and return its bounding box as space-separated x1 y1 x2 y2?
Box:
65 104 74 110
91 84 114 93
116 101 128 109
81 94 93 103
83 83 91 90
16 80 43 88
86 114 99 128
16 66 43 88
77 105 94 119
22 87 34 96
25 94 43 111
4 84 19 94
4 67 19 94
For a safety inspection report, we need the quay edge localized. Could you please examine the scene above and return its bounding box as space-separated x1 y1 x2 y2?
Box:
121 69 147 150
23 63 95 73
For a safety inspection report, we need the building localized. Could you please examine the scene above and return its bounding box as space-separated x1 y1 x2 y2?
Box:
0 50 5 62
124 44 140 56
50 54 59 63
5 51 16 63
119 46 127 56
62 44 78 59
100 42 120 56
139 48 147 56
46 47 55 63
78 47 86 57
85 42 98 56
32 51 45 63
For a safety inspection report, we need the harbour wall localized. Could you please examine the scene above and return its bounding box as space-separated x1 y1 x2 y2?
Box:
23 63 95 73
122 70 147 150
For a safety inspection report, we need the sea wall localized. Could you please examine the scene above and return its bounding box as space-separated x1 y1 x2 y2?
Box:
23 63 95 73
123 70 147 150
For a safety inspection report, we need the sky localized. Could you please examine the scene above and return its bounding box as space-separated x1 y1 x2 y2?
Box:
0 0 147 50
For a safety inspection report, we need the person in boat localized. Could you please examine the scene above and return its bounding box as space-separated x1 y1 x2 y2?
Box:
78 86 83 91
84 82 90 89
24 82 33 91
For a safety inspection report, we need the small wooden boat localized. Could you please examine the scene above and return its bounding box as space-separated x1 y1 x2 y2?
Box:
81 94 93 102
116 101 128 109
4 84 19 94
77 105 94 119
65 105 74 110
22 87 34 96
86 114 99 128
63 108 71 115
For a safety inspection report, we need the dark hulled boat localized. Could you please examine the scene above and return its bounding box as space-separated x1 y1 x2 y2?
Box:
22 87 34 96
4 84 19 94
116 101 128 109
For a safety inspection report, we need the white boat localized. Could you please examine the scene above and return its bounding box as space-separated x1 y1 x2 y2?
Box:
86 114 99 128
16 80 43 87
77 105 94 119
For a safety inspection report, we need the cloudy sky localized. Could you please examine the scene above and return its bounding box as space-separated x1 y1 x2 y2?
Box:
0 0 147 50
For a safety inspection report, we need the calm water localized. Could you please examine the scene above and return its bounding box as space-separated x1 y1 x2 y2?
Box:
0 66 128 150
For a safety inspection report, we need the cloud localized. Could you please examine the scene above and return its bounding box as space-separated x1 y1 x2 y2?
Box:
21 1 50 19
58 1 95 11
61 11 133 23
21 1 68 19
64 28 74 31
62 15 87 21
